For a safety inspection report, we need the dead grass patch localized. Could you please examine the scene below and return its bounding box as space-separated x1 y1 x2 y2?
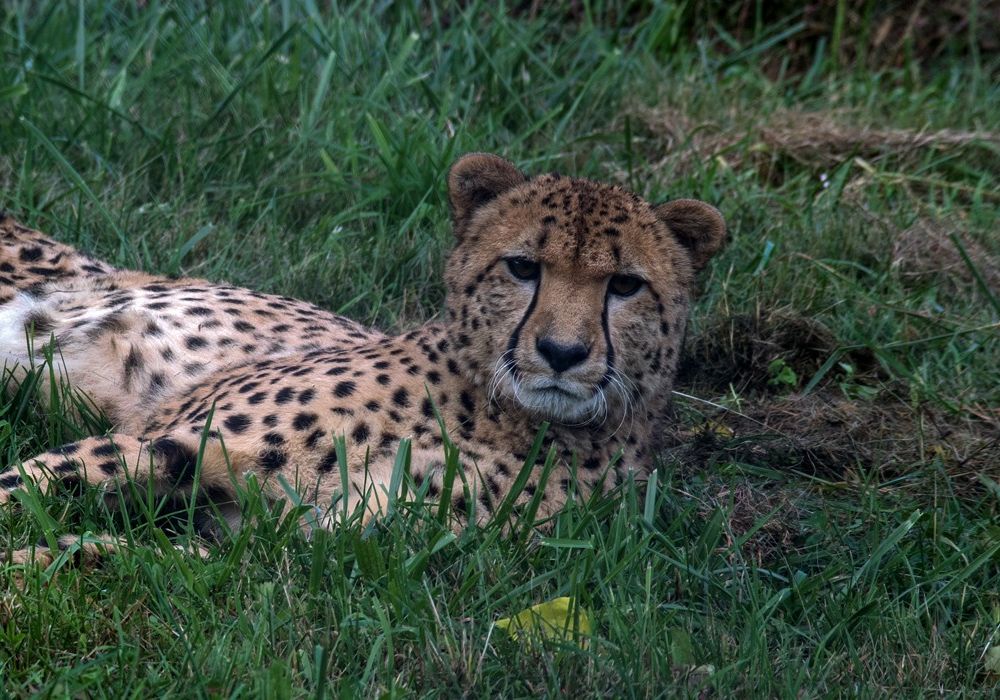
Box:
633 105 1000 183
892 220 1000 294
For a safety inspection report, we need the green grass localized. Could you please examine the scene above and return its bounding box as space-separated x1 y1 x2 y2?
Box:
1 1 999 696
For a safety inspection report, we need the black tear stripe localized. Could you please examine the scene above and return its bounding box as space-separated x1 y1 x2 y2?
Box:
599 288 615 389
505 274 541 358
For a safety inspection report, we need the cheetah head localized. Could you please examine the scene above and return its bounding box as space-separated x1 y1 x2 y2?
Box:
444 153 725 426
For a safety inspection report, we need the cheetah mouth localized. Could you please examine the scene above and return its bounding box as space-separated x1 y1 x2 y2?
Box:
533 379 588 398
509 376 604 424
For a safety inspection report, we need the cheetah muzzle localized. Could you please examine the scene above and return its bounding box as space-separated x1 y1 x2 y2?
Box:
0 152 725 557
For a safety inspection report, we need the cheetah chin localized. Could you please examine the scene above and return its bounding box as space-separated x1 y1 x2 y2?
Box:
502 374 607 425
0 152 725 553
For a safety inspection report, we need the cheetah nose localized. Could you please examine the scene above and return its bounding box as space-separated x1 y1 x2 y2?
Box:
535 336 590 373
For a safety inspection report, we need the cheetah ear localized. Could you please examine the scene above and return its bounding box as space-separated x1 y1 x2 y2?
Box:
654 199 727 271
448 153 527 231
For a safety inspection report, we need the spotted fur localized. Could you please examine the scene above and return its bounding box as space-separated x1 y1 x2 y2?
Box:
0 153 725 553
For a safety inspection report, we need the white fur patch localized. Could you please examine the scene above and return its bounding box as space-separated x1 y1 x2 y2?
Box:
0 292 45 362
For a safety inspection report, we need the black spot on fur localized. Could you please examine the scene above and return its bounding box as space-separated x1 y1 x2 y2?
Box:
149 372 167 393
351 422 370 443
19 246 43 262
453 496 468 520
260 450 287 472
223 414 251 433
304 429 325 449
263 432 285 446
88 312 128 338
91 442 119 457
24 311 55 336
293 412 318 430
123 346 143 387
1 474 23 489
392 388 410 408
53 460 79 475
334 381 357 398
316 449 338 473
150 437 198 487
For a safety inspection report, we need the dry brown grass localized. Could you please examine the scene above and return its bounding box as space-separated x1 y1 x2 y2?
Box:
892 220 1000 294
633 105 1000 181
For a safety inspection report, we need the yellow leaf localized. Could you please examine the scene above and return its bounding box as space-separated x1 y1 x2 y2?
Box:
701 420 733 438
495 596 591 649
986 645 1000 675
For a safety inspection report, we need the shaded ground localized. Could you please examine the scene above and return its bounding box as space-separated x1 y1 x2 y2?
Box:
670 307 999 562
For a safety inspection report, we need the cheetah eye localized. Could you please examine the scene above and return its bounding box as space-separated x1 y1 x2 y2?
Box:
608 274 645 297
505 257 540 282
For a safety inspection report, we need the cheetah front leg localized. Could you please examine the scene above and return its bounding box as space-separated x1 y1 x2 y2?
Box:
1 433 228 578
2 434 137 504
0 433 229 506
3 532 129 586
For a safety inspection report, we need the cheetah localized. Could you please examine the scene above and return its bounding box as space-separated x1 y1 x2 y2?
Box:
0 153 725 562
